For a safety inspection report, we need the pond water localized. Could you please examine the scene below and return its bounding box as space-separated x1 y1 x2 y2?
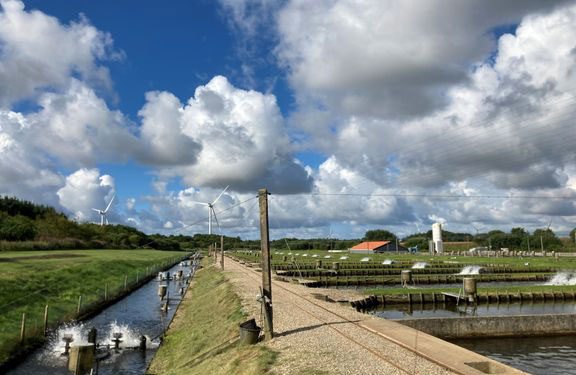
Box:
7 260 196 375
452 335 576 375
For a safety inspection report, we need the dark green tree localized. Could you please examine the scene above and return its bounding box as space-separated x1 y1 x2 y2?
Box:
364 229 397 241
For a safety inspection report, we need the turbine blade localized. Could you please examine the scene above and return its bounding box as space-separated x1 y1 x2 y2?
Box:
191 201 210 206
212 185 229 205
105 216 109 225
92 208 101 213
104 194 115 213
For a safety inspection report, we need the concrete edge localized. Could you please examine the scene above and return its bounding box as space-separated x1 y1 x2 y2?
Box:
360 317 528 375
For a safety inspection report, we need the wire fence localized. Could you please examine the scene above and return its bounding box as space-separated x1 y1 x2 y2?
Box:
0 255 189 365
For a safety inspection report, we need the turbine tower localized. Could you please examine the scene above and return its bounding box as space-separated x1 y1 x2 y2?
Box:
193 186 229 235
92 195 115 226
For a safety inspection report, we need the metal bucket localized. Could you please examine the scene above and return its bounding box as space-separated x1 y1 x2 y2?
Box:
239 319 261 345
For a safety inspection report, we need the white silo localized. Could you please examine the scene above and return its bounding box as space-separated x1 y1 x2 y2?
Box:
432 223 443 254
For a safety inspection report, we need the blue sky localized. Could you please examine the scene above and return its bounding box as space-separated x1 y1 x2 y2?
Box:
1 0 576 239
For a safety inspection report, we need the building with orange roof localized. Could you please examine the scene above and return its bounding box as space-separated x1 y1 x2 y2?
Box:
349 241 407 253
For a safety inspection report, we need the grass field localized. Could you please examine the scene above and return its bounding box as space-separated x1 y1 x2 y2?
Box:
0 249 186 366
147 259 277 375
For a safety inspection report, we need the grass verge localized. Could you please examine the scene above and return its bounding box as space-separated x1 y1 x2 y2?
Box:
147 260 277 375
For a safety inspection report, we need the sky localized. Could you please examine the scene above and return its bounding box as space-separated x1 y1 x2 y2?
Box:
1 0 576 240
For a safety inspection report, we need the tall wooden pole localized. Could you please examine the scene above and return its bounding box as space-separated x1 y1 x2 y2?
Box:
220 234 224 270
259 188 273 340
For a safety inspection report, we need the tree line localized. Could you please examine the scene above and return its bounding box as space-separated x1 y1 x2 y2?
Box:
1 196 574 251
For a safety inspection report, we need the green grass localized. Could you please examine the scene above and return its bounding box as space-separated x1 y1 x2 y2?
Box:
147 260 277 375
363 284 576 295
0 249 185 365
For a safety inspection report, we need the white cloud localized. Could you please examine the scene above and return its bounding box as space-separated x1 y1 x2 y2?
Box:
57 168 115 222
276 0 570 118
0 0 118 107
28 80 138 167
139 75 313 193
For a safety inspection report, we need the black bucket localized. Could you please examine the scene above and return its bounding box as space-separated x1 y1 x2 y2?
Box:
239 318 261 345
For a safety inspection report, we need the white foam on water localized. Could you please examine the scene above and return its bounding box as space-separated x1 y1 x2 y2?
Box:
459 265 483 275
100 321 142 348
324 255 331 259
412 262 428 269
311 254 318 258
544 272 576 286
45 322 88 357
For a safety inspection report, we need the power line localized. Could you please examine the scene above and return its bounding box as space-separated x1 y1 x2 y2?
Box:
288 192 575 200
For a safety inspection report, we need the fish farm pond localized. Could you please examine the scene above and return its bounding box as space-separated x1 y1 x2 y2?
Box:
230 249 576 375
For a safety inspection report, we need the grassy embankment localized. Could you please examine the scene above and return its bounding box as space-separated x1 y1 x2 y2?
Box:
0 249 185 366
147 260 277 375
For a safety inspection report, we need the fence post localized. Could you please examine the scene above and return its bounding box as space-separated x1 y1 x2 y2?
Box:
43 305 49 336
136 271 139 284
20 312 26 344
104 283 108 301
124 274 128 291
77 295 83 315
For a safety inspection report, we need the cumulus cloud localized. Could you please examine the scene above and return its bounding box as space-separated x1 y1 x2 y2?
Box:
57 168 115 222
139 75 313 193
0 0 118 107
276 0 570 119
137 91 201 166
28 80 138 166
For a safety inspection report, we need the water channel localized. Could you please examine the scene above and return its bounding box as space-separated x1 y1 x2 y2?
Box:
7 260 195 375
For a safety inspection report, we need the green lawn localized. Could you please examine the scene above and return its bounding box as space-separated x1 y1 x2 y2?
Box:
0 249 185 366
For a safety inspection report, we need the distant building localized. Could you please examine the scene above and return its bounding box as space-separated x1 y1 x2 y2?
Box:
349 241 407 253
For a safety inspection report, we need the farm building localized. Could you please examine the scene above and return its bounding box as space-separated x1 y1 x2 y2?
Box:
349 241 407 253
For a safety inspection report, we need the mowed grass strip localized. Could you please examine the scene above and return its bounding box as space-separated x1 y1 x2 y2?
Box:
147 261 277 375
0 249 185 365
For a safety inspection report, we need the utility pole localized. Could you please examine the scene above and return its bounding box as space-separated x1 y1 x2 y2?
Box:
259 188 273 340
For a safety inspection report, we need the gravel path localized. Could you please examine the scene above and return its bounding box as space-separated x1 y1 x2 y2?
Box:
223 258 458 375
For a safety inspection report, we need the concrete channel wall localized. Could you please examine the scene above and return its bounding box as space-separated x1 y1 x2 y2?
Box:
397 314 576 339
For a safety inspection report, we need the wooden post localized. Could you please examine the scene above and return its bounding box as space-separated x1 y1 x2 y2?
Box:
220 234 224 270
77 295 82 315
136 271 139 284
124 274 128 291
259 188 273 340
20 312 26 344
104 283 108 301
43 305 49 336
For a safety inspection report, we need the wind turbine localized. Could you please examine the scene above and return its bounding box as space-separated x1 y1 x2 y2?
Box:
92 195 115 226
193 186 229 235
